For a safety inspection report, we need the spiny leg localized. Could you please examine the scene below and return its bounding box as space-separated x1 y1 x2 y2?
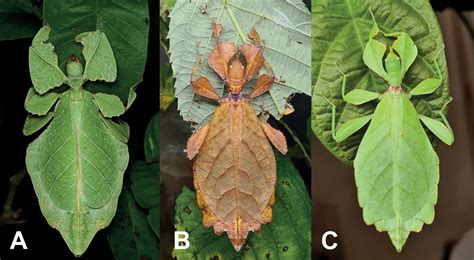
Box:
409 47 444 97
419 97 454 145
335 64 379 105
320 95 372 142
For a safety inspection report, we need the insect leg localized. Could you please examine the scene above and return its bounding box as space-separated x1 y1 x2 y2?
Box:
191 77 221 100
335 64 379 105
320 95 372 142
249 74 274 98
409 47 444 97
186 124 210 160
418 97 454 145
260 122 288 154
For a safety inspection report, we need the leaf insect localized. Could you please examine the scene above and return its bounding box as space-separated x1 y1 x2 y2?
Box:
24 26 135 256
186 21 288 251
322 19 454 251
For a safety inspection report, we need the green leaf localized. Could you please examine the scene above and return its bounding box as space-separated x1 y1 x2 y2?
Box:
26 91 129 256
173 154 310 259
160 64 175 111
144 113 160 163
311 0 450 164
43 0 149 101
28 26 67 94
168 0 311 125
130 161 160 239
0 0 41 40
107 181 160 260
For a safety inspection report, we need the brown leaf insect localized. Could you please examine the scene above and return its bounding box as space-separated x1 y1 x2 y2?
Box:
186 21 288 251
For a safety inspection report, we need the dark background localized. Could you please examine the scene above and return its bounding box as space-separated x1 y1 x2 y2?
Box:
0 2 159 258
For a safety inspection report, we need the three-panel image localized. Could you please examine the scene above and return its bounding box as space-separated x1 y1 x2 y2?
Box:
0 0 472 259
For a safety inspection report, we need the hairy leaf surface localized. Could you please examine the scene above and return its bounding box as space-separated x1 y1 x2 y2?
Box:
311 0 449 164
173 154 310 259
169 0 311 124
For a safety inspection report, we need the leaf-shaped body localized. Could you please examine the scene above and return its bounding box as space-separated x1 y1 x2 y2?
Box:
193 100 276 251
26 89 128 256
354 91 438 251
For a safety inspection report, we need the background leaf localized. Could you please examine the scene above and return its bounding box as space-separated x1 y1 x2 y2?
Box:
0 0 40 40
107 113 160 259
43 0 149 101
311 0 450 164
173 154 310 259
106 182 160 260
160 64 176 111
168 0 311 125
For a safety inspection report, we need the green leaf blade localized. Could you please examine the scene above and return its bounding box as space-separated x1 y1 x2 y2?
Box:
0 0 41 40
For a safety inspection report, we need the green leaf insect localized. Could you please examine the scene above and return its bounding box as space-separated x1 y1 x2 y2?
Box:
24 26 131 256
323 21 454 252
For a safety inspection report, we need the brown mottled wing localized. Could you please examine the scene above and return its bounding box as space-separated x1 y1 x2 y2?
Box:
193 100 276 251
208 42 237 80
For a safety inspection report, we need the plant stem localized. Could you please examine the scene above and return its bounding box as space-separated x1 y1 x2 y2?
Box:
224 0 249 44
279 120 311 167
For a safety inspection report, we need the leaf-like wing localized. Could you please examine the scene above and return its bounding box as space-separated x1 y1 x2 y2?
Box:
169 0 311 124
173 153 310 259
26 90 128 256
28 26 67 94
311 0 450 164
354 93 438 251
76 31 117 83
